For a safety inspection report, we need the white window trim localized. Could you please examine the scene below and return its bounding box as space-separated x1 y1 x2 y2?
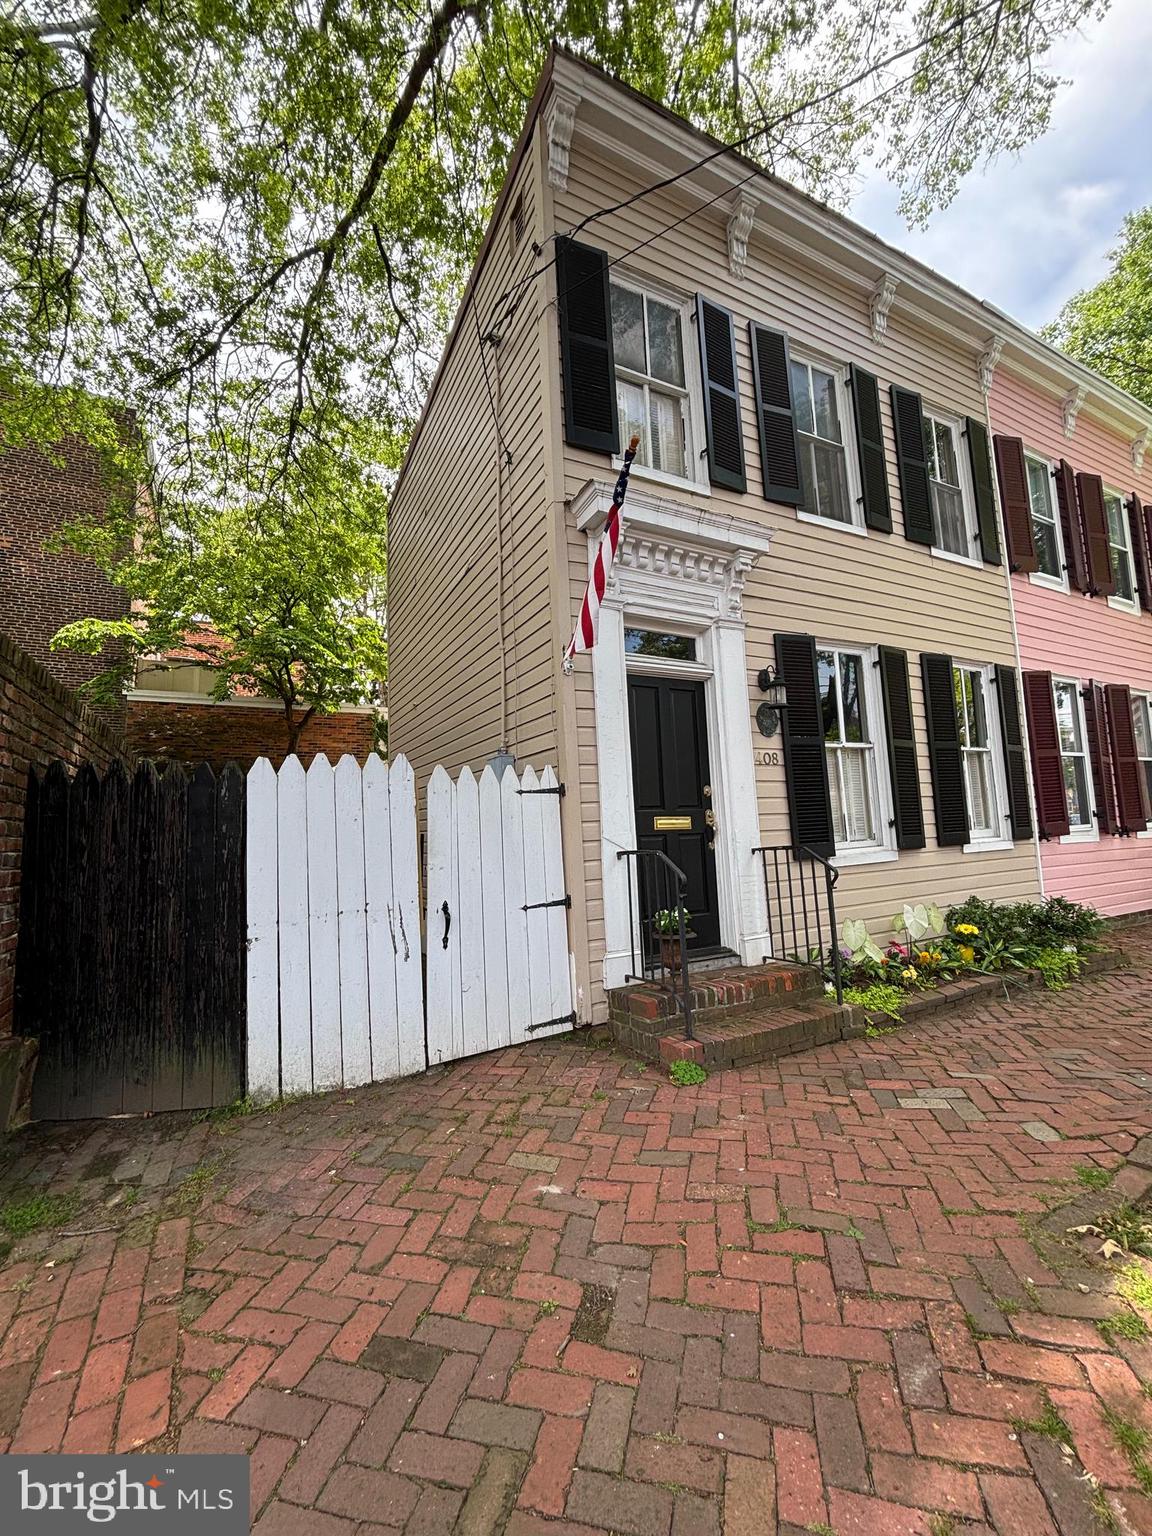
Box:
609 270 709 498
818 641 897 869
789 352 866 535
952 660 1014 853
1132 691 1152 837
924 408 981 568
1104 485 1139 615
1024 452 1069 593
1052 676 1099 844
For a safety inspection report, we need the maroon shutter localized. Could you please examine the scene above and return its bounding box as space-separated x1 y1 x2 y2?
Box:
1145 505 1152 583
1022 671 1071 839
1105 683 1149 833
1076 472 1116 596
1082 682 1116 835
993 436 1038 572
1054 460 1089 591
1129 493 1152 612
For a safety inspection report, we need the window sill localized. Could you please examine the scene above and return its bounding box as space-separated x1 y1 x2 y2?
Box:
1028 571 1069 594
796 509 867 538
1060 827 1099 845
962 836 1014 855
615 457 710 499
1107 595 1140 616
1137 827 1152 840
831 846 899 869
931 547 982 570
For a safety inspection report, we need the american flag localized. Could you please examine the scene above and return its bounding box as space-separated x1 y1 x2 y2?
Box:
562 434 640 673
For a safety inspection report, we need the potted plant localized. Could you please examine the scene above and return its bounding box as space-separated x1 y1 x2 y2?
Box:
652 907 693 970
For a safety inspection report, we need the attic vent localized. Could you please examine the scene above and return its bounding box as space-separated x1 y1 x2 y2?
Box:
510 190 528 251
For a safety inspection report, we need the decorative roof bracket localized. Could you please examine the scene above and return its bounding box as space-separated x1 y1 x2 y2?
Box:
1133 429 1150 474
727 193 758 279
978 335 1005 396
545 86 580 193
870 273 898 343
1062 385 1086 438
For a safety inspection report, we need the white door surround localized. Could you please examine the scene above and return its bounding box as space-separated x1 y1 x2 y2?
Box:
572 479 773 992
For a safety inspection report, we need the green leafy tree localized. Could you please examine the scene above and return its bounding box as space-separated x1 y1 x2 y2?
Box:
0 1 1110 706
53 414 389 754
1045 206 1152 410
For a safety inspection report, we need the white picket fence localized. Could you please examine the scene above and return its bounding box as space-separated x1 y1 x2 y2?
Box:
425 763 573 1066
245 754 573 1097
246 753 425 1097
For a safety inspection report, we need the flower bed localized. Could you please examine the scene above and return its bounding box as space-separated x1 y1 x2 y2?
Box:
826 896 1107 1021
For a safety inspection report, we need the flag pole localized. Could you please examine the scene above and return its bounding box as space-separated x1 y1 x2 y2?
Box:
562 433 641 675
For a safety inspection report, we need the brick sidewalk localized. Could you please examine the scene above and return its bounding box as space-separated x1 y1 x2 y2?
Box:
2 947 1152 1535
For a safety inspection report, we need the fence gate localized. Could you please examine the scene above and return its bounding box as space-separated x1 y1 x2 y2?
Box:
425 763 574 1065
245 753 425 1097
15 760 245 1119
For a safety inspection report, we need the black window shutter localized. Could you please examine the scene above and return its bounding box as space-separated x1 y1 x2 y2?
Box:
1128 493 1152 612
965 417 1002 566
993 666 1032 841
774 632 834 858
993 436 1039 572
696 296 746 492
877 647 924 849
556 237 619 454
891 386 934 545
1054 460 1089 591
1022 672 1071 839
919 653 969 847
849 365 892 532
750 324 803 506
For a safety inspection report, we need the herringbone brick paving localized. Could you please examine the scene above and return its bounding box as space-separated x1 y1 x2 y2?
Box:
2 941 1152 1535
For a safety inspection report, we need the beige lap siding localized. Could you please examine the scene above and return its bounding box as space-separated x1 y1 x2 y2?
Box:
553 142 1040 1018
387 145 557 788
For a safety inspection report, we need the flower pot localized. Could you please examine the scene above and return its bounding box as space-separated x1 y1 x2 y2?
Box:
657 932 695 971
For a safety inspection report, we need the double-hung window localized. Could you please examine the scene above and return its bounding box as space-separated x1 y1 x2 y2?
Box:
1053 678 1094 833
1025 454 1064 583
1132 694 1152 827
952 664 1001 840
818 647 883 850
790 359 854 526
924 413 974 560
611 280 697 485
1104 488 1137 607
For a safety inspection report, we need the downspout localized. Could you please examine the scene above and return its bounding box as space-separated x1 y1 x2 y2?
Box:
983 354 1046 898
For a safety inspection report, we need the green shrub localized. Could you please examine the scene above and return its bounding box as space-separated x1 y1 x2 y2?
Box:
668 1058 708 1086
1034 948 1082 991
945 895 1103 954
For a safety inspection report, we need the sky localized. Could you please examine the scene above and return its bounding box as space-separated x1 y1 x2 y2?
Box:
850 0 1152 334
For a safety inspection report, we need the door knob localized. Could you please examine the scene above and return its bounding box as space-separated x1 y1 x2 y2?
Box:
705 808 716 829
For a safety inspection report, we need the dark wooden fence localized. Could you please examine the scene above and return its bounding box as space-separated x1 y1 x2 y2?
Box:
14 760 246 1119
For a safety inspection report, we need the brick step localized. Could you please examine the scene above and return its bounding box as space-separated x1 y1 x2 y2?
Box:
611 997 853 1071
607 962 823 1035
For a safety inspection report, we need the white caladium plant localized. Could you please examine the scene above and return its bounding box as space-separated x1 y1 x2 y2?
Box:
841 918 885 964
891 903 948 941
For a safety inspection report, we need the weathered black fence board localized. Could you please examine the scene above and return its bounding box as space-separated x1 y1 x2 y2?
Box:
15 759 246 1120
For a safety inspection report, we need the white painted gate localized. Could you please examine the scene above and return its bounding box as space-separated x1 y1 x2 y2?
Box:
425 763 574 1065
246 753 424 1097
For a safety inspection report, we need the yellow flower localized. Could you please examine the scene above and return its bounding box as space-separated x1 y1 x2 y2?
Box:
901 966 918 981
958 944 975 964
955 923 980 937
917 951 933 965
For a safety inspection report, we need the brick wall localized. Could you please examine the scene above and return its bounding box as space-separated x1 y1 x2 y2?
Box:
0 435 130 718
0 632 129 1043
124 699 378 770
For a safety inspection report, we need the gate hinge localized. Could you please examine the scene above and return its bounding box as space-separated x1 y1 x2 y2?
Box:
518 783 565 797
526 1010 577 1033
522 894 571 911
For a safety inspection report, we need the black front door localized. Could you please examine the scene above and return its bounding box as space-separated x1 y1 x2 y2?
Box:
628 674 721 950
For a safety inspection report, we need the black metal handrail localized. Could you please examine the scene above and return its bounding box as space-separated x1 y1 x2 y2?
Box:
752 844 843 1005
617 848 695 1039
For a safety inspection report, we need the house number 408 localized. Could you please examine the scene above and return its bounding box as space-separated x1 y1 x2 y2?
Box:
756 751 780 767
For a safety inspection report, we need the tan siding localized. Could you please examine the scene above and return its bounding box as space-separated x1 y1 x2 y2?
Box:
553 142 1040 1016
388 138 557 786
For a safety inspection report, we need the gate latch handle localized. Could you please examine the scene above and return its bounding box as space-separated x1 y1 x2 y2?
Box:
441 900 451 949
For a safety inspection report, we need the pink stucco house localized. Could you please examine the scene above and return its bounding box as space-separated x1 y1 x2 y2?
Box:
989 365 1152 915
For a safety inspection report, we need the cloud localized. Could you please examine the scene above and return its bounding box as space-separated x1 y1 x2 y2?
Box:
850 0 1152 331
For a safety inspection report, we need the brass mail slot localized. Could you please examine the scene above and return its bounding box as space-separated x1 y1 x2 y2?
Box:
653 815 692 831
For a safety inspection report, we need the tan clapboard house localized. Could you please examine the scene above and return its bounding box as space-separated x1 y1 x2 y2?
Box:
388 49 1048 1025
